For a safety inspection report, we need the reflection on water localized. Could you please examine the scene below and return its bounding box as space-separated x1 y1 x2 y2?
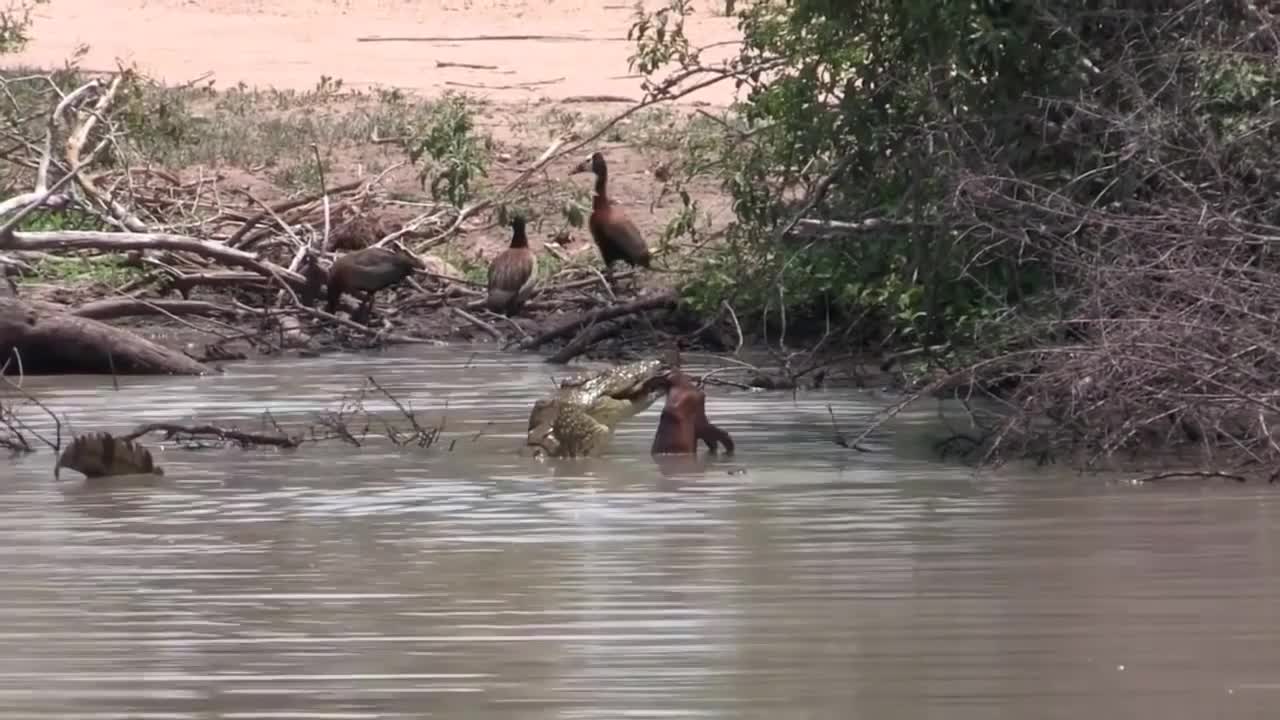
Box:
2 346 1279 718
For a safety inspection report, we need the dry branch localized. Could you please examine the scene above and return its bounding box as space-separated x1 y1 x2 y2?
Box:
546 320 626 364
0 231 308 288
71 298 241 321
520 289 678 351
121 422 299 448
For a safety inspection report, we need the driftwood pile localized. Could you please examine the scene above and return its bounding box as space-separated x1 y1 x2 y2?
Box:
0 71 693 376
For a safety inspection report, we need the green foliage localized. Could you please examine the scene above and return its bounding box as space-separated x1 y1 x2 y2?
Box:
404 92 492 208
631 0 1269 352
27 254 142 286
0 0 47 55
17 208 102 232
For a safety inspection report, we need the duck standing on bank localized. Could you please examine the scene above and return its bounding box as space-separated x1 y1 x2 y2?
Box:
324 244 424 324
486 215 539 316
572 151 651 286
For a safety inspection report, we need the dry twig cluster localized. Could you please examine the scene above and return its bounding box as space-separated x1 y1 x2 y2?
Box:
837 1 1280 478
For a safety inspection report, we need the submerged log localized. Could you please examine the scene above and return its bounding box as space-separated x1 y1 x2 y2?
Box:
0 297 211 375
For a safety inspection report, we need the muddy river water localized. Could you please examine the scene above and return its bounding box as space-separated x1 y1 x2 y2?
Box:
2 346 1278 718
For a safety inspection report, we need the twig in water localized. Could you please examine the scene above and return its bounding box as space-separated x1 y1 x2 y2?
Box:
1129 470 1250 484
121 422 300 449
827 404 872 453
445 78 565 91
436 60 502 70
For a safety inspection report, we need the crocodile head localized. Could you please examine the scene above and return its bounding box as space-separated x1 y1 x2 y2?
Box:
526 357 672 458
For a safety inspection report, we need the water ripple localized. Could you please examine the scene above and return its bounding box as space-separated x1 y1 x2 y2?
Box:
0 345 1278 718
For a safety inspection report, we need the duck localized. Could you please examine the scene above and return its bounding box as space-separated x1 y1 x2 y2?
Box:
486 214 539 316
324 244 424 323
572 151 651 278
650 370 735 455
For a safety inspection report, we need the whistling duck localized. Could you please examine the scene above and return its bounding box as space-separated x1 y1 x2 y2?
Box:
572 151 652 277
486 215 539 316
650 370 735 455
325 245 423 323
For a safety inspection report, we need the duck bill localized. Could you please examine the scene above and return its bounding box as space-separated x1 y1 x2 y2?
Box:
570 156 593 175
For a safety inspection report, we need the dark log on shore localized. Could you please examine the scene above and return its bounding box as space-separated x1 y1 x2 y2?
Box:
0 297 212 375
519 289 678 352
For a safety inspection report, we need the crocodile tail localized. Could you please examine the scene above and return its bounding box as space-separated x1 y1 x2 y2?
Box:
54 432 164 479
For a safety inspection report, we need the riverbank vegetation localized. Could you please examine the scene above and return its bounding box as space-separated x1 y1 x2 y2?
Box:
2 0 1278 479
625 0 1280 480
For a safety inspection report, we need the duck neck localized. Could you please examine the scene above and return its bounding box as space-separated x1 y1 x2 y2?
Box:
593 167 608 202
510 223 529 249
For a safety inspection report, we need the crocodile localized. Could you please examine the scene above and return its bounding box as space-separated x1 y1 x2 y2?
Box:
526 357 672 458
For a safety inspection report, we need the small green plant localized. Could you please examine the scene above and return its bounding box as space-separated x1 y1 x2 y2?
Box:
28 254 143 286
405 92 492 208
0 0 48 55
17 209 103 233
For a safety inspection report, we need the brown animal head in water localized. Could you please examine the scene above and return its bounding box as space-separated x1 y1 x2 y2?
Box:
54 432 165 480
650 370 734 456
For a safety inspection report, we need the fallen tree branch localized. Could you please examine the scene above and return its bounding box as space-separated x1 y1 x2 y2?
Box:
64 74 142 231
0 77 103 219
226 179 364 248
71 298 242 321
120 422 300 448
1129 470 1253 484
0 230 308 288
520 289 678 351
546 320 626 364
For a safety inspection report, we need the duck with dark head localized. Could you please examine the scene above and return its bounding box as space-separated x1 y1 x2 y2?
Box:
486 214 539 316
325 244 424 323
651 369 735 456
571 150 651 284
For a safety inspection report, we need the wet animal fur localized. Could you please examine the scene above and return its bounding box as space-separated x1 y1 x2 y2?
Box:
650 371 735 455
54 432 165 479
573 151 651 271
486 216 538 315
298 252 328 307
325 245 423 318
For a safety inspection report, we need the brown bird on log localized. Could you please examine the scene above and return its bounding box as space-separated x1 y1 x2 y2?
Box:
650 370 735 455
572 151 651 281
55 432 165 479
325 245 424 323
486 215 539 316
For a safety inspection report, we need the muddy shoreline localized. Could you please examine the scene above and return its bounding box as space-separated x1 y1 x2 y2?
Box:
6 272 892 392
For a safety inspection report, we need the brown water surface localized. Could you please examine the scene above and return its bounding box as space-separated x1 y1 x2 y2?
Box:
2 346 1278 718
